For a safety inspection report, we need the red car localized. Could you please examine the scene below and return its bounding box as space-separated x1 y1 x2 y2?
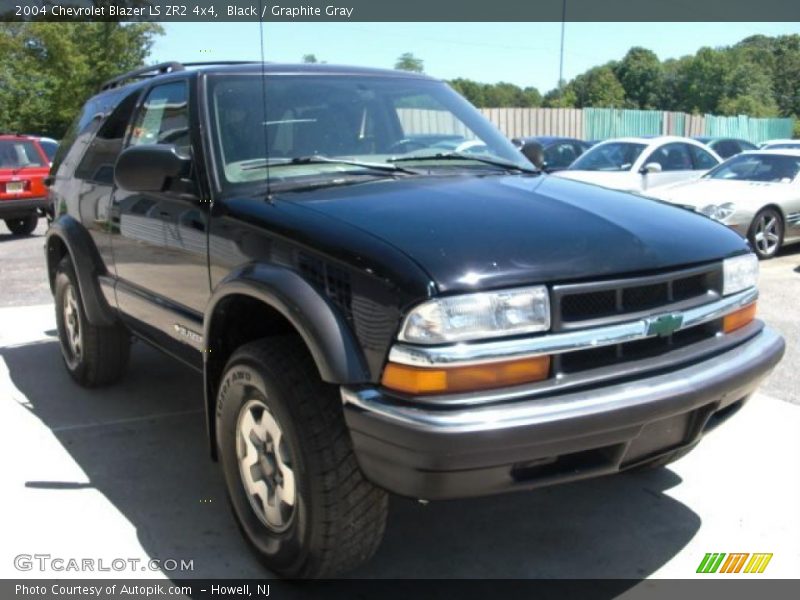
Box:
0 134 50 236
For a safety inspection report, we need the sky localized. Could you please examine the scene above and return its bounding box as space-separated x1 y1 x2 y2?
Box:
151 22 800 93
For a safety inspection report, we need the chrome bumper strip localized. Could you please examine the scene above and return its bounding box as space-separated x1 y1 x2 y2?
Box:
388 287 758 368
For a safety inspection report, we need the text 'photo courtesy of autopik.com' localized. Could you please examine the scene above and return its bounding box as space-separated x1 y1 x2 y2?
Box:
0 0 799 598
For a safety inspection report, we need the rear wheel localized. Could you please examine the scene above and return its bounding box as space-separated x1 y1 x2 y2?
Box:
748 207 783 260
54 256 130 387
4 214 38 236
216 337 388 578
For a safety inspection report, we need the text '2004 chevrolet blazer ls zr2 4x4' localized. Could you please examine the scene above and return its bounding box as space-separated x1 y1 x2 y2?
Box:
45 62 785 577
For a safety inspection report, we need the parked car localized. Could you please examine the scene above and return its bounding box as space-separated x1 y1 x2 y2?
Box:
552 136 721 192
0 133 50 235
692 136 758 159
645 149 800 259
511 136 591 171
46 61 784 577
759 139 800 151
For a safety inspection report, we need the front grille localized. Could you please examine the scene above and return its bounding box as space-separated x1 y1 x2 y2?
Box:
552 264 724 377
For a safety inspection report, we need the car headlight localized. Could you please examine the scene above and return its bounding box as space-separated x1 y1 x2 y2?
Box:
723 253 758 296
399 285 550 344
699 202 736 221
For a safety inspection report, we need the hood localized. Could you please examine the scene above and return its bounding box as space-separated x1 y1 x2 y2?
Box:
645 177 797 210
282 174 749 293
550 169 640 192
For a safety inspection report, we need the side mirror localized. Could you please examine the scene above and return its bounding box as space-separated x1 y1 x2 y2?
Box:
639 162 662 175
115 144 191 193
518 141 545 170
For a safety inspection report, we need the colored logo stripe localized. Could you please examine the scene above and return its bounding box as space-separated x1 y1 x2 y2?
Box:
697 553 773 574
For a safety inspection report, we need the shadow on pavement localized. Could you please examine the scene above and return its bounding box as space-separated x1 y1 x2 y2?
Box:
2 339 701 581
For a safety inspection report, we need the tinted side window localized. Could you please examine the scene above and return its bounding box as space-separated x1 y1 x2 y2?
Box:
689 144 719 169
130 81 190 152
74 90 141 184
544 142 580 169
712 140 737 159
647 143 693 171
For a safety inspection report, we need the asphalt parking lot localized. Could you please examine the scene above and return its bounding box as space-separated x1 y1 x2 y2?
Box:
0 218 798 583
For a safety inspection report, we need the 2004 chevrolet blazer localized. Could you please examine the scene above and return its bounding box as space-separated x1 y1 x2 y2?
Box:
45 62 785 577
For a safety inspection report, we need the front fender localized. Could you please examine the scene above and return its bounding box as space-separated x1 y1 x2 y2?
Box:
45 215 117 327
204 263 370 384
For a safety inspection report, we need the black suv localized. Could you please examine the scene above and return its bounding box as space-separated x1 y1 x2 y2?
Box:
46 62 784 577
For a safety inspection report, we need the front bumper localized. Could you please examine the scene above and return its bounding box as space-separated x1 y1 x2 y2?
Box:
0 197 48 218
342 325 784 500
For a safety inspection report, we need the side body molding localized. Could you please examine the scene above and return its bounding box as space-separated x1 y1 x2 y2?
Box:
204 263 371 384
45 215 117 327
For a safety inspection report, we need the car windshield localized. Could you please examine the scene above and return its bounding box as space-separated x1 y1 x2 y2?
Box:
0 140 46 168
705 154 800 183
207 73 530 188
38 140 58 161
568 142 647 171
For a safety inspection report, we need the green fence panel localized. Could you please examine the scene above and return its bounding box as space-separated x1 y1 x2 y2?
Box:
703 115 794 144
583 108 662 140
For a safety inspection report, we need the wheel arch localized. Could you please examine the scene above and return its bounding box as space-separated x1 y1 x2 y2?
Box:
45 215 117 326
203 263 370 459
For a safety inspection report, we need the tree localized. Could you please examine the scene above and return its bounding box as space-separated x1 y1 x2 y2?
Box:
0 22 163 137
394 52 424 73
302 54 318 63
614 47 664 109
568 66 626 108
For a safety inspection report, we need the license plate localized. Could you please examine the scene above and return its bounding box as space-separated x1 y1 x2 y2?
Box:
6 181 24 193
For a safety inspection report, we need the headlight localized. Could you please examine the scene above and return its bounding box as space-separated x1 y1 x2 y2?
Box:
399 285 550 344
723 253 758 296
700 202 736 221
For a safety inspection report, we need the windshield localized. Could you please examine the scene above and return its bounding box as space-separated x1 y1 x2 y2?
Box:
0 140 47 168
38 140 58 161
706 153 800 183
207 74 529 188
569 142 647 172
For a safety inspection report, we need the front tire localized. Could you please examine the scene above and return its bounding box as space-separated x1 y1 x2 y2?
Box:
54 256 130 386
748 207 783 260
216 337 388 578
4 214 38 236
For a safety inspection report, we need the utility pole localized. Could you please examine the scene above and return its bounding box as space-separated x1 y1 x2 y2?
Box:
559 0 567 89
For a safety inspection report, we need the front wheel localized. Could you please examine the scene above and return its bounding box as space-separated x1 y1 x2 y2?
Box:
216 337 388 578
748 207 783 260
4 214 38 236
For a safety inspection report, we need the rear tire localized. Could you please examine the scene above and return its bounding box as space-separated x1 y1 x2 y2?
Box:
54 256 130 387
216 337 388 578
747 207 783 260
5 214 38 236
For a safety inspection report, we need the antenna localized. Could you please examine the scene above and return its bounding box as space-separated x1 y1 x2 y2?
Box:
257 0 272 201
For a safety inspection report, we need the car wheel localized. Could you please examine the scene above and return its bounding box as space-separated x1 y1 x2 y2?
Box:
748 207 783 260
216 336 388 578
4 214 38 236
54 256 130 387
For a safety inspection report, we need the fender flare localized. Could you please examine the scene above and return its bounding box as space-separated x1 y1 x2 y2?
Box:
45 216 117 327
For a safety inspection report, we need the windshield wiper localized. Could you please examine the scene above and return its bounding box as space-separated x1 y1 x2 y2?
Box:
388 152 539 173
242 155 417 175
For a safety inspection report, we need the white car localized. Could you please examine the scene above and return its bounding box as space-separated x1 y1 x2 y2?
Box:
645 149 800 259
759 139 800 151
552 136 721 192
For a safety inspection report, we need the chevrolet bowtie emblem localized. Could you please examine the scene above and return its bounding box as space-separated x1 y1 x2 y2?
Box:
646 313 684 337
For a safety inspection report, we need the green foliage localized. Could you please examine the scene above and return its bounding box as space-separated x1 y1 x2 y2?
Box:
540 33 799 128
449 78 541 108
566 66 626 108
394 52 424 73
0 22 163 138
302 54 318 64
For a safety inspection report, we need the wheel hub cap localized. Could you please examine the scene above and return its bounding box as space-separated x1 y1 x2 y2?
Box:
754 214 780 255
63 285 82 359
236 398 296 532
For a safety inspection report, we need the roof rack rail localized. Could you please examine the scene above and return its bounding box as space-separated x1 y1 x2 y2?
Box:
99 62 185 91
179 61 262 68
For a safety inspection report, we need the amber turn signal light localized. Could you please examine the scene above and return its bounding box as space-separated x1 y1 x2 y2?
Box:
723 302 757 334
381 356 551 395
